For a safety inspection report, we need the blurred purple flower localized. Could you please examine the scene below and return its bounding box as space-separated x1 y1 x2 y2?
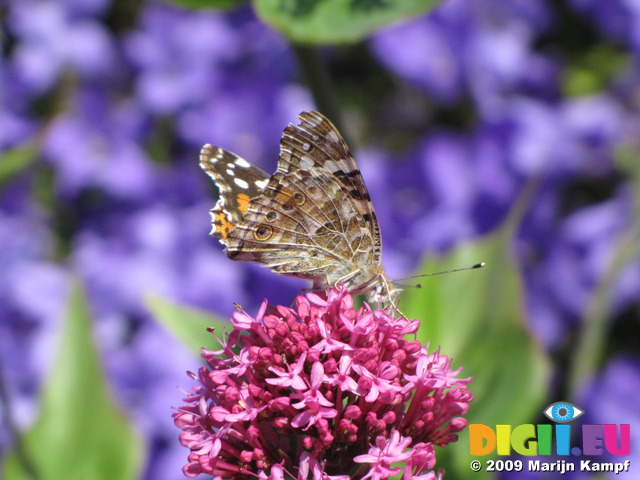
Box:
0 79 37 151
0 110 36 151
42 87 155 200
500 99 575 176
561 94 627 174
469 124 521 228
464 27 557 117
125 2 307 165
5 0 119 95
367 129 513 260
59 0 110 17
524 191 633 349
371 0 557 112
124 3 240 115
570 0 640 50
416 132 477 251
72 201 245 319
371 14 463 104
178 83 313 163
0 51 38 150
491 93 624 180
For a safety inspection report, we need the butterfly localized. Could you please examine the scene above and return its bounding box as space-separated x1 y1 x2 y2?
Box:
199 111 400 304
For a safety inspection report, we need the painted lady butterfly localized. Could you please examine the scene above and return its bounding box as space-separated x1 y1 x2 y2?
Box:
199 111 399 304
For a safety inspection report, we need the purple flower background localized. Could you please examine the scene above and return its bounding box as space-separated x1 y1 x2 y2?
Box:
1 0 639 479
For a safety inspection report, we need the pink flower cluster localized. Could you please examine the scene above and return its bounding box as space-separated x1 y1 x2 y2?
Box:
173 287 472 479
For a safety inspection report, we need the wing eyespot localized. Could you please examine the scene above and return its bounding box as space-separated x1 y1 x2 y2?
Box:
294 192 306 206
254 225 273 241
265 211 277 221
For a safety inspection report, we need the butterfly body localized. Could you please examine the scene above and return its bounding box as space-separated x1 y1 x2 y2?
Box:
200 111 399 304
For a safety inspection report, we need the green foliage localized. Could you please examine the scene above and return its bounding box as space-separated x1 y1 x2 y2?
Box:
2 282 143 480
162 0 443 44
255 0 442 44
0 148 36 185
564 45 629 97
160 0 246 9
145 294 228 355
399 224 552 479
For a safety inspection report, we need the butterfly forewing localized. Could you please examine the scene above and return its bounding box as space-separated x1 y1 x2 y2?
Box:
280 112 382 259
280 113 381 226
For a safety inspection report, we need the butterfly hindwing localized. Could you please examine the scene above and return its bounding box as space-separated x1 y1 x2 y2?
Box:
225 168 367 283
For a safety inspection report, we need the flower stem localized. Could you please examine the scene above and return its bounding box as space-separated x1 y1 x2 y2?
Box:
568 177 640 395
292 44 347 139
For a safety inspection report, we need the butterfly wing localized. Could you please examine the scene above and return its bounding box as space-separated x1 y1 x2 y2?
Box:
223 111 385 292
199 144 270 241
278 111 383 265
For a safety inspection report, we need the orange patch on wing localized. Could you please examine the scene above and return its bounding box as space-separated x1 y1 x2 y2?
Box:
213 210 235 240
272 188 297 209
272 190 290 202
237 193 252 214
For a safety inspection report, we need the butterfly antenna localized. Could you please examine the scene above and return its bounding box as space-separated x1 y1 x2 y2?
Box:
391 282 424 290
394 262 486 288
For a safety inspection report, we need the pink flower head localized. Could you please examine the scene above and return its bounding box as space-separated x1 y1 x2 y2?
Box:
173 286 472 479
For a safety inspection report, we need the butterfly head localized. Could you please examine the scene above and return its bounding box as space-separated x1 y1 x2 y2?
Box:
357 272 402 306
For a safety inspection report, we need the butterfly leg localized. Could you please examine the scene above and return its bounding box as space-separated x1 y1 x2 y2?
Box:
333 270 362 291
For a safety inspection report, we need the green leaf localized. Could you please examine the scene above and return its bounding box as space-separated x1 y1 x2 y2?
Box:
145 294 228 355
160 0 247 9
399 226 551 479
3 282 143 480
0 148 37 184
254 0 442 44
563 45 628 97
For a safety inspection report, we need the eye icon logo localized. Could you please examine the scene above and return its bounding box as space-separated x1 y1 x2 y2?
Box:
543 402 584 423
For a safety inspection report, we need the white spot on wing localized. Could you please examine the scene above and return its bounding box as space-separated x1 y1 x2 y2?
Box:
299 155 314 170
255 179 269 190
226 169 235 176
327 130 340 143
234 158 251 168
234 177 250 189
302 143 311 151
325 160 337 170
